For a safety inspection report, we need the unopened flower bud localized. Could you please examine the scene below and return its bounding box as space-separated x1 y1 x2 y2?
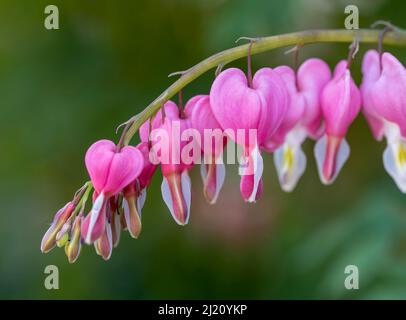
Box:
65 216 82 264
56 222 71 247
41 202 75 253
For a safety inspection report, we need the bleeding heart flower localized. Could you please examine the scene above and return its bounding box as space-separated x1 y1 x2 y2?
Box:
184 95 226 204
361 50 406 192
315 60 361 184
298 58 333 139
268 59 331 191
210 67 288 202
140 101 197 225
81 139 144 244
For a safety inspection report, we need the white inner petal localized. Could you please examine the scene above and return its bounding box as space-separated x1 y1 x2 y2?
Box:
383 142 406 193
214 161 226 204
85 192 105 244
136 189 147 217
181 171 192 224
274 142 307 192
161 177 177 223
314 135 350 185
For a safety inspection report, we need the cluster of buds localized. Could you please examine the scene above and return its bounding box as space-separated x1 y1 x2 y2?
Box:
41 42 406 262
41 183 91 263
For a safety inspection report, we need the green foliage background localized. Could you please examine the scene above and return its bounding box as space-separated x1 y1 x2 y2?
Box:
1 0 406 299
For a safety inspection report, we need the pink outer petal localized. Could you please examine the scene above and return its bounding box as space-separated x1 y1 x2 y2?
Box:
160 118 194 175
184 95 208 119
184 95 225 158
297 58 332 138
239 145 264 202
140 100 187 141
85 140 144 195
210 68 263 143
136 142 158 190
253 68 288 144
85 140 116 193
150 101 196 175
361 50 385 141
184 95 219 136
321 60 361 137
240 175 263 202
270 66 306 147
367 52 406 138
139 110 163 143
139 100 184 142
210 68 287 147
163 100 184 120
103 146 144 195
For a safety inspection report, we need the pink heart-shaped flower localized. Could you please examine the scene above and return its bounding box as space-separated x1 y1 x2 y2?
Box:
85 139 144 196
184 94 225 158
362 50 406 138
269 65 306 148
297 58 332 139
210 67 288 147
321 60 361 138
184 95 227 204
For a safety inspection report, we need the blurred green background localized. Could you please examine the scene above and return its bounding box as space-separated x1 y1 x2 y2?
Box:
2 0 406 299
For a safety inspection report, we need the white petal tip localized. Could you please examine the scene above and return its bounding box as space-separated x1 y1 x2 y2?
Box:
383 142 406 193
274 143 307 192
314 135 350 185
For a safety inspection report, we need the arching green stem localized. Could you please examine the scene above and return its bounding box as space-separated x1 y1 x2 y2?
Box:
122 28 406 145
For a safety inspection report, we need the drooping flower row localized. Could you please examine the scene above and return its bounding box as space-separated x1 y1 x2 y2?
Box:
41 49 406 262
